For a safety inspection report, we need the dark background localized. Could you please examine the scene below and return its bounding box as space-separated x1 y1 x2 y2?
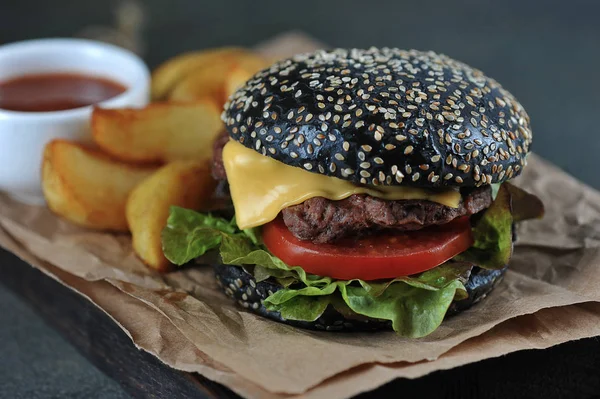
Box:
1 0 599 398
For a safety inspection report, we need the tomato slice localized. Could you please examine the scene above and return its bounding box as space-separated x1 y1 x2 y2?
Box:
262 217 474 281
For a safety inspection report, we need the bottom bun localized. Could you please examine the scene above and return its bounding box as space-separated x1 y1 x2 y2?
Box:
214 263 507 332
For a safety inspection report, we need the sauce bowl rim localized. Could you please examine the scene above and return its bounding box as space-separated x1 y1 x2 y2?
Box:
0 38 150 121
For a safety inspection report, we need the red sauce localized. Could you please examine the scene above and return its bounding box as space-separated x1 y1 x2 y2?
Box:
0 73 127 112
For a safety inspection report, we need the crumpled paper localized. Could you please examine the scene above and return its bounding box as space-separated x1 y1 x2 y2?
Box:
1 32 599 399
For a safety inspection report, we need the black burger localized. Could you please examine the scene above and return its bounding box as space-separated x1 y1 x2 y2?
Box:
162 48 544 337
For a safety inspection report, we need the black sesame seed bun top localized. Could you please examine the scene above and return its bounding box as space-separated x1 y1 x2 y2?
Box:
222 48 532 187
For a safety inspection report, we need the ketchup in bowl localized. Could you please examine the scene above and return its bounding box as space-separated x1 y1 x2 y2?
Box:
0 73 127 112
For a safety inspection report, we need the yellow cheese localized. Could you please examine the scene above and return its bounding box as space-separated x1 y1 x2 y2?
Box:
223 140 461 229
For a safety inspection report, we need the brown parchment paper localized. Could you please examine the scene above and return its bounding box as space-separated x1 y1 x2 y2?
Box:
1 32 600 398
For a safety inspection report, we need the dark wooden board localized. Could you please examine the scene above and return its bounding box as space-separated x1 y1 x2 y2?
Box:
0 248 237 399
2 247 600 399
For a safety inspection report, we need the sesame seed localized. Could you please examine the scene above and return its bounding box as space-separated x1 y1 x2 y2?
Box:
224 48 531 185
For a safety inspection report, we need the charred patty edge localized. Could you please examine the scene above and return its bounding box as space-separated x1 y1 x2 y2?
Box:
281 185 492 243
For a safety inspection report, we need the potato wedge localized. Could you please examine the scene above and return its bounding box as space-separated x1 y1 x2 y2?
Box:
167 61 233 104
224 67 255 99
169 52 268 104
42 140 157 231
126 161 216 271
151 47 245 100
92 101 223 164
224 56 270 98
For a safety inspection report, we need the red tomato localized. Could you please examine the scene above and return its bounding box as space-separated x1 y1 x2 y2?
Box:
262 217 474 280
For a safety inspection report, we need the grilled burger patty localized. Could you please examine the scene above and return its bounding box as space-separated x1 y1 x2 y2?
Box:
211 130 230 181
281 187 492 243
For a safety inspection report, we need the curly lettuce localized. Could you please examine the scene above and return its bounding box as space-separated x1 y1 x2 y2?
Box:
161 183 543 337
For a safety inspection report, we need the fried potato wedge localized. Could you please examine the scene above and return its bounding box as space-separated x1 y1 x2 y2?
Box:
42 140 157 231
151 47 246 100
167 62 232 104
92 101 223 164
224 56 270 98
169 52 268 104
126 161 216 271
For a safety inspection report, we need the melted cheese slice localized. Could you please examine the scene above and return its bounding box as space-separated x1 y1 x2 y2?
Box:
223 140 461 229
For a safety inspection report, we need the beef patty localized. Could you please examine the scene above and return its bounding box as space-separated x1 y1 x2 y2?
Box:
211 133 492 243
211 130 230 181
281 187 492 243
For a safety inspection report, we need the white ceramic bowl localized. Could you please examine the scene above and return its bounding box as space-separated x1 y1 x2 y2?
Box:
0 38 150 204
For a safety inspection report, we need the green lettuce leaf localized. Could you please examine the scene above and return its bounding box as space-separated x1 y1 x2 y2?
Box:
456 184 513 269
505 182 545 222
162 207 250 265
262 262 471 337
161 206 470 337
491 183 501 200
160 183 543 337
264 285 336 321
456 183 543 269
339 279 465 337
220 236 334 287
